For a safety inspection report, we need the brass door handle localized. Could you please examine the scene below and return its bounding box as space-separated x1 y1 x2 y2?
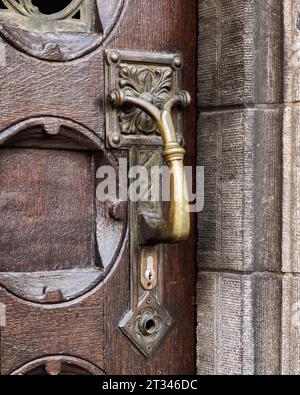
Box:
109 89 191 245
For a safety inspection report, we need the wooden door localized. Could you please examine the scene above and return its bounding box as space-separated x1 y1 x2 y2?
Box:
0 0 197 375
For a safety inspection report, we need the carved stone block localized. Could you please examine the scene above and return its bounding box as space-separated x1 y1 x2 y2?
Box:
198 108 282 272
197 272 282 375
282 275 300 375
283 0 300 102
283 104 300 273
198 0 283 106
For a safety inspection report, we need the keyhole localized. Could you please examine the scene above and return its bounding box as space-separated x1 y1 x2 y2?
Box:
145 256 155 284
139 313 160 337
141 248 158 290
144 319 156 334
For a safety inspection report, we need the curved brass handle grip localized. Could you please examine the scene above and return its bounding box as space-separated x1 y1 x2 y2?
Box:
109 89 191 245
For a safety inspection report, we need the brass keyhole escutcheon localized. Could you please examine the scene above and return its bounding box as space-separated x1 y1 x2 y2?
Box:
141 247 158 290
108 50 187 357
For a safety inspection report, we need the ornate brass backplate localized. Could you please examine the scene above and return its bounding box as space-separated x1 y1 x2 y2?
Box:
105 50 189 357
105 49 184 149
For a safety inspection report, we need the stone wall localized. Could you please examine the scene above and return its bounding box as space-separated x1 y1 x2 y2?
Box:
197 0 300 375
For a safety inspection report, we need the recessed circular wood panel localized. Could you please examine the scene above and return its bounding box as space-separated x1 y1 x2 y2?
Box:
0 117 127 304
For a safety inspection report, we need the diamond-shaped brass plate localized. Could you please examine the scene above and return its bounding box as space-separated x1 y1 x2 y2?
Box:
119 293 174 358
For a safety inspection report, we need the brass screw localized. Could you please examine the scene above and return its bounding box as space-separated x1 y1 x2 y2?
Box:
108 91 117 103
173 56 183 69
146 297 152 305
110 51 120 64
111 134 121 145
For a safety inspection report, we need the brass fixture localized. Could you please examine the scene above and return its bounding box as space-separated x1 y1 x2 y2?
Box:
108 89 191 245
105 50 191 357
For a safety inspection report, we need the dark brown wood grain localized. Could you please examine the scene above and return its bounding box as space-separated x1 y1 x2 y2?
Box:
0 148 95 272
0 286 105 375
0 0 197 375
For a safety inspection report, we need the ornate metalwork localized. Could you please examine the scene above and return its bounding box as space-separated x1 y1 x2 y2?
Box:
109 88 191 245
119 294 174 358
117 66 173 135
107 50 190 357
0 0 98 33
105 49 184 148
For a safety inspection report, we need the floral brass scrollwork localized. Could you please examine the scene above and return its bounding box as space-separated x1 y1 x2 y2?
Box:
106 50 189 357
117 66 173 135
109 88 191 245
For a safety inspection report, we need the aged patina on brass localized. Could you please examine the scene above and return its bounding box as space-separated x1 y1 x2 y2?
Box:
119 294 174 358
106 50 191 357
109 88 191 244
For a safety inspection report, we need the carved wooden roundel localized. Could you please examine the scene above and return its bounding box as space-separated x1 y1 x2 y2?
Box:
11 356 105 375
0 117 127 304
0 0 125 61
